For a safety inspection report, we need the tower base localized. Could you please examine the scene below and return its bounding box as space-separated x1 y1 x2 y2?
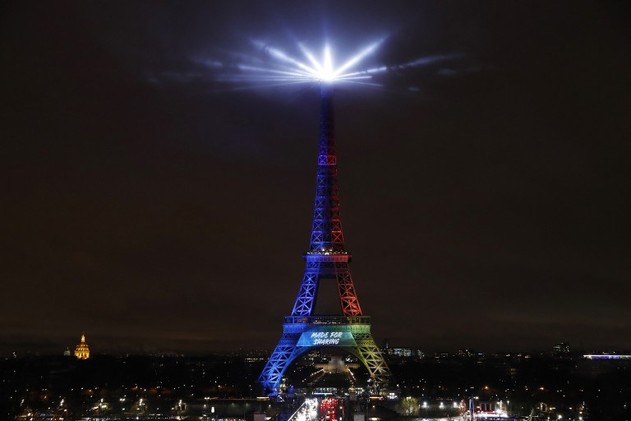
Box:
259 316 390 394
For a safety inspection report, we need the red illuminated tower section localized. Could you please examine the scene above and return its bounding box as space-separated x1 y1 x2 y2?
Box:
259 84 390 394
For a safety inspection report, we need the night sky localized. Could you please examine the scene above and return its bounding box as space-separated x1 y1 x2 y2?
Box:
2 1 630 355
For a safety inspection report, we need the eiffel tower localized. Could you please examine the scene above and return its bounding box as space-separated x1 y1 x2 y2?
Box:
259 84 390 394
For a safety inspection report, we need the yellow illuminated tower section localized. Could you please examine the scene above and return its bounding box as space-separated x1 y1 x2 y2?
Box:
74 333 90 360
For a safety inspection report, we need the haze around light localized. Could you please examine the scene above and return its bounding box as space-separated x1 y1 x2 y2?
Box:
211 37 389 88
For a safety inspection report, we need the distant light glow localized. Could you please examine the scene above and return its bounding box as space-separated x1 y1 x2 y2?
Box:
584 354 631 360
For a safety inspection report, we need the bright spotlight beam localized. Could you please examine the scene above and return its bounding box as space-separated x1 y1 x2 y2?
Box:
196 36 462 90
333 38 385 77
247 38 387 85
322 44 334 81
298 43 324 73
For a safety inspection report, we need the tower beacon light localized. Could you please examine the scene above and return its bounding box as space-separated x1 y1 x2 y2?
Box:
242 38 387 86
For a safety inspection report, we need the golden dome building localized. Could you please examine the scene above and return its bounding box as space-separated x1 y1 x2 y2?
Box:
74 333 90 360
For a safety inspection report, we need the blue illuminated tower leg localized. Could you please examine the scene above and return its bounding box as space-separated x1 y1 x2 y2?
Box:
259 334 300 393
291 262 320 316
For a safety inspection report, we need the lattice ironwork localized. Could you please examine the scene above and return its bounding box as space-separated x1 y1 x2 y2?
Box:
259 320 390 394
259 85 390 395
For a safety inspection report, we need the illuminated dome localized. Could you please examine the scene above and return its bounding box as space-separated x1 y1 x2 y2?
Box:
74 333 90 360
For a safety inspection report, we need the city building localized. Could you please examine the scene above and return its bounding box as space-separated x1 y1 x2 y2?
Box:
74 333 90 360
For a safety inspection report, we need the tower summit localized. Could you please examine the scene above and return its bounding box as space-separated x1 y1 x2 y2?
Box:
259 84 390 394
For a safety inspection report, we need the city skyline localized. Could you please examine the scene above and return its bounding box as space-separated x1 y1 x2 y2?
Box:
2 1 630 355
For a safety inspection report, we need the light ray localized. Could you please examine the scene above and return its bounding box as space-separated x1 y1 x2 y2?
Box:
201 36 462 91
298 43 324 73
333 38 385 77
322 44 335 81
336 66 388 79
237 64 308 78
251 40 317 76
219 38 390 86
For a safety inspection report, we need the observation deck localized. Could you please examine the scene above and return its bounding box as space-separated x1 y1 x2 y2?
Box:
283 315 371 325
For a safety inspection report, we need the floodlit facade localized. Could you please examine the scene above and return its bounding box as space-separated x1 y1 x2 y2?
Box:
74 333 90 360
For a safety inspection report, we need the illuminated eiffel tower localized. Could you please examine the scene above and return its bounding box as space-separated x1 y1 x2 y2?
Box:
259 85 390 394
